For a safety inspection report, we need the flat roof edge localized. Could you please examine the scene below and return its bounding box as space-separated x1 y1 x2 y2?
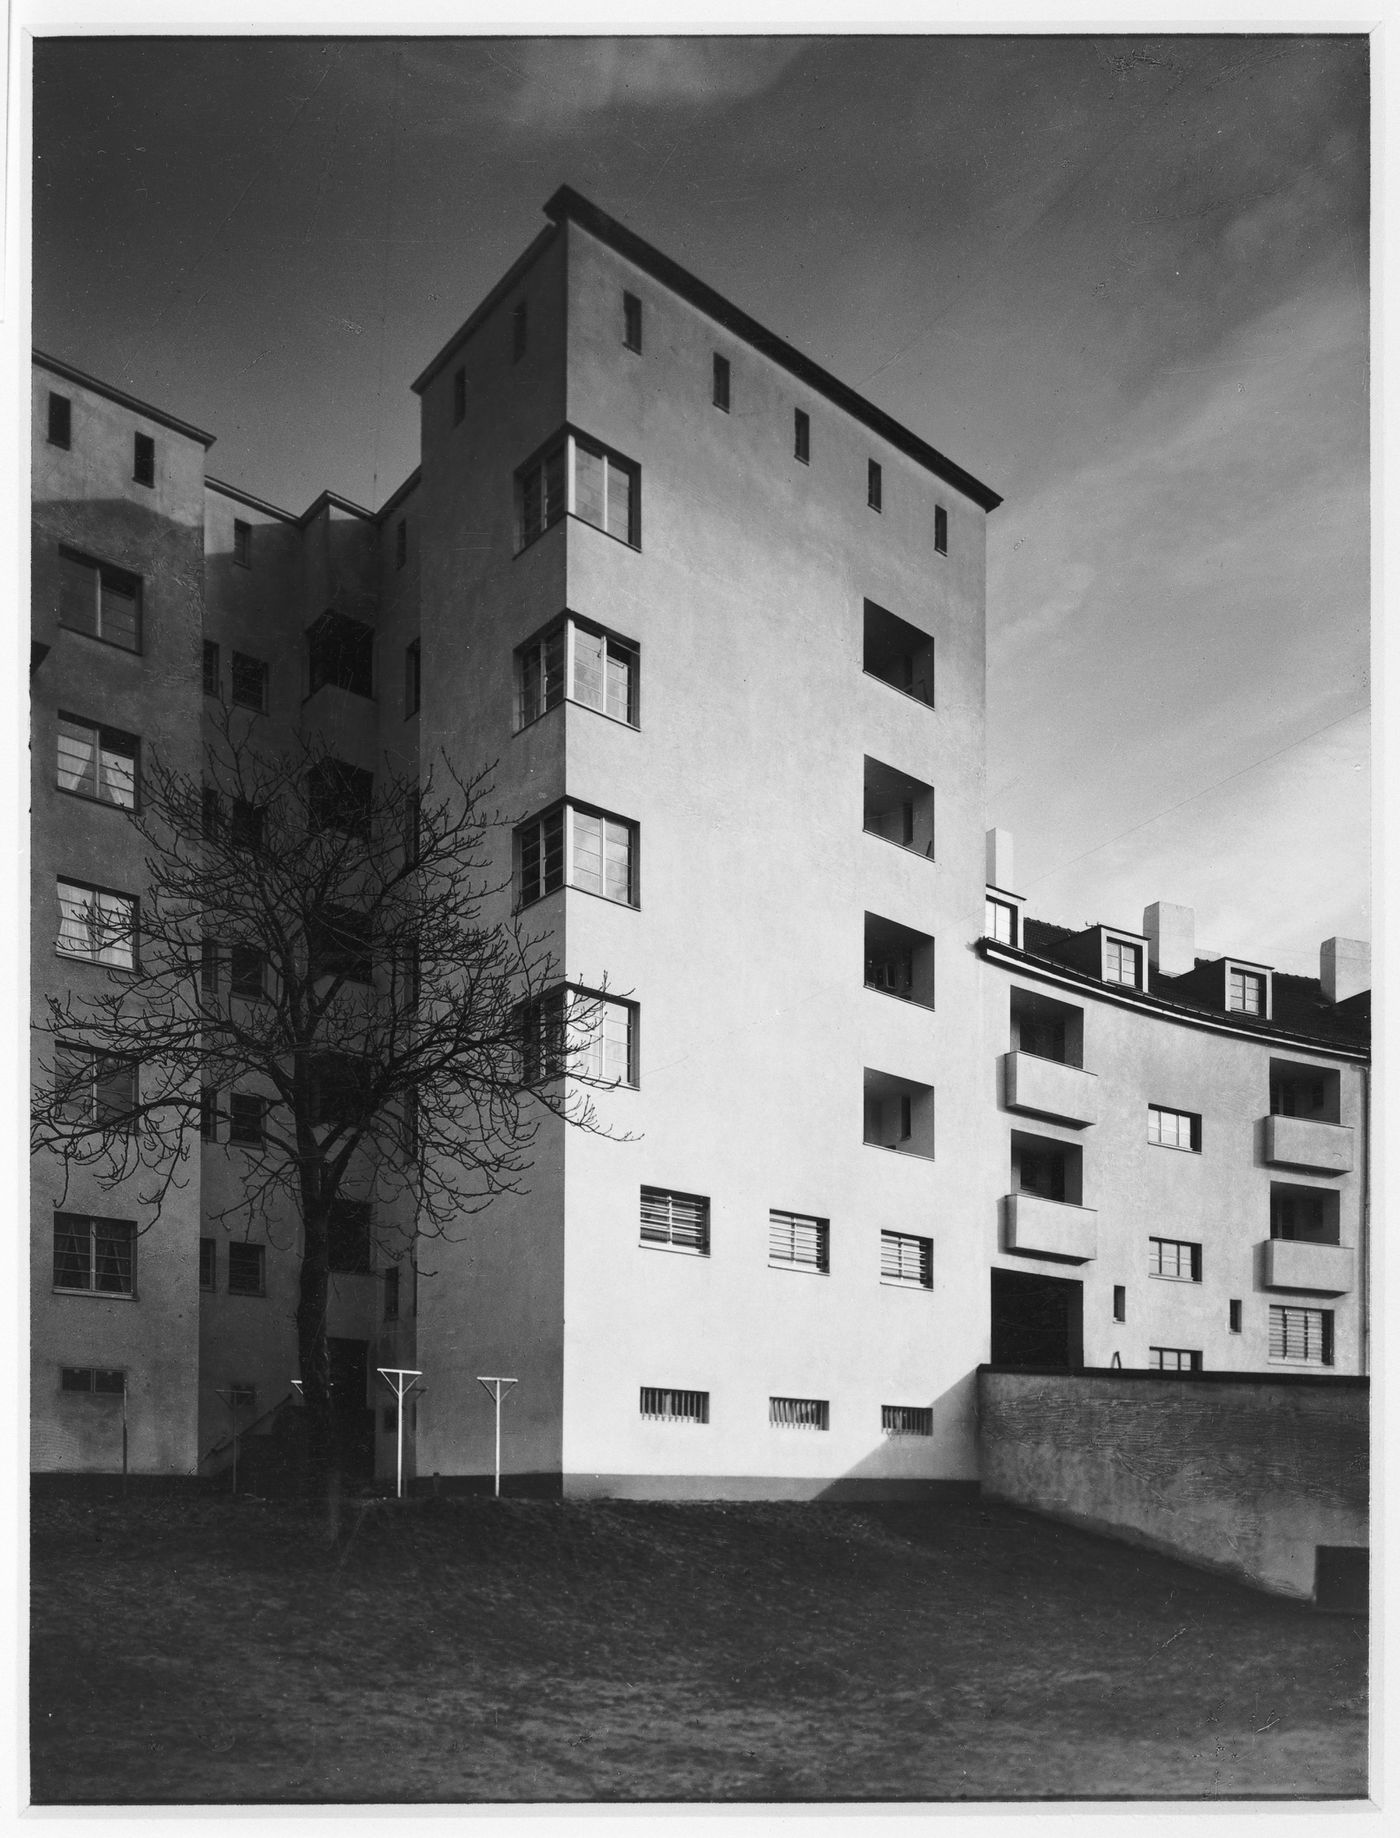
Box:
411 225 559 395
544 185 1003 512
205 477 298 523
34 350 218 448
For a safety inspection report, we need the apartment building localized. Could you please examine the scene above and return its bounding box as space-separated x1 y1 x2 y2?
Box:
30 188 1370 1494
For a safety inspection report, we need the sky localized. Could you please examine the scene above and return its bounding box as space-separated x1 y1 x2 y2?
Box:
26 27 1371 974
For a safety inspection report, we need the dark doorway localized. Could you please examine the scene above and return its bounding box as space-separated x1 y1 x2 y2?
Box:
990 1268 1084 1368
328 1336 374 1480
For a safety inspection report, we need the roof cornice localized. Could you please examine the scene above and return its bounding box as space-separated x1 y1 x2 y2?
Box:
34 350 217 448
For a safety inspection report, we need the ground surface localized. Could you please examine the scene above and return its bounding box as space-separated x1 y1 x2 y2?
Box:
30 1491 1366 1804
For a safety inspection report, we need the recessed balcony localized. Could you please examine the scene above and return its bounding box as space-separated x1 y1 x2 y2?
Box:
1264 1114 1354 1175
1003 1052 1098 1128
1004 1193 1097 1263
1262 1239 1354 1295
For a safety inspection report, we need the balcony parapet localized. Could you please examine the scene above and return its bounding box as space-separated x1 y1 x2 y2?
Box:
1262 1239 1354 1295
1005 1193 1097 1263
1264 1114 1353 1175
1003 1052 1098 1128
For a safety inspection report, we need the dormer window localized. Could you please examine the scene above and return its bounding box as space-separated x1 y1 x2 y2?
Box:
986 897 1018 945
1103 938 1142 988
1228 969 1265 1016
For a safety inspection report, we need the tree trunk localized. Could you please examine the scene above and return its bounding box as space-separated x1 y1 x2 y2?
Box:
295 1208 340 1535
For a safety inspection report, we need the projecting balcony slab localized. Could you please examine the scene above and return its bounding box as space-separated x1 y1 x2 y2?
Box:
1262 1239 1354 1295
1004 1193 1097 1263
1003 1052 1098 1128
1264 1114 1354 1175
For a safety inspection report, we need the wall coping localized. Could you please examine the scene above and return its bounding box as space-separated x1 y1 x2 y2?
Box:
979 1364 1368 1391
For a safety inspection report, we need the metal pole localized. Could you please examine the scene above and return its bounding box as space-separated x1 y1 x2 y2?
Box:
396 1394 406 1501
494 1386 502 1499
377 1370 422 1501
121 1383 128 1495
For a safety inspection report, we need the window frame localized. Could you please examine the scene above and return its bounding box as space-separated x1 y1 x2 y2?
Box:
226 1241 266 1296
203 640 221 698
879 1229 933 1290
60 1366 126 1395
518 985 638 1089
56 879 138 969
867 459 883 512
639 1186 710 1256
232 519 252 568
515 613 639 732
1269 1304 1333 1367
52 1212 136 1297
712 353 731 412
54 1040 137 1130
405 639 421 718
515 429 641 554
794 408 810 464
1148 1237 1203 1283
57 546 143 654
48 391 72 449
199 1238 217 1292
934 504 948 554
306 611 374 701
228 1092 266 1147
1228 967 1267 1017
881 1404 932 1437
1149 1347 1203 1373
639 1387 709 1424
1103 936 1143 989
769 1209 830 1275
770 1396 829 1431
230 652 268 713
985 897 1018 946
623 291 643 353
1146 1105 1201 1153
516 800 639 911
132 431 155 488
55 714 139 811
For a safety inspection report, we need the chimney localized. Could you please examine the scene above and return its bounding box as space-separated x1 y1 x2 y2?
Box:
986 828 1014 891
1320 937 1370 1004
1143 902 1195 978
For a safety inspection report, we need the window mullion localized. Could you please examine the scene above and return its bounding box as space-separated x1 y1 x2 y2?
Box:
565 434 577 517
565 616 576 705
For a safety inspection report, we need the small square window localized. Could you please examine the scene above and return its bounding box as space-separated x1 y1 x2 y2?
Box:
199 1238 217 1291
203 641 221 699
934 505 948 554
512 301 528 363
53 1213 135 1295
640 1187 709 1255
48 393 71 449
712 354 730 412
452 366 466 425
868 460 883 512
623 292 643 353
61 1366 125 1394
227 1242 266 1296
1103 938 1142 988
880 1230 932 1289
133 433 155 487
794 409 810 464
233 520 252 567
1228 969 1266 1016
231 652 268 713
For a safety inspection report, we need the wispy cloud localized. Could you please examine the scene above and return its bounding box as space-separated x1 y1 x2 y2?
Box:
482 38 806 131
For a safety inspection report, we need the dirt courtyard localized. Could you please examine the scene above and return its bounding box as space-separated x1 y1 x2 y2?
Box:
29 1490 1366 1804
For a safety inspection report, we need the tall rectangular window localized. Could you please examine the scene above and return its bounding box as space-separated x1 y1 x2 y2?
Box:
880 1230 932 1289
985 898 1017 945
868 459 883 511
1149 1237 1202 1282
233 519 252 567
1104 939 1142 987
53 1214 135 1295
794 408 810 464
517 617 638 729
934 505 948 554
133 432 155 487
574 993 636 1087
1229 1299 1243 1333
229 945 265 1000
48 392 71 449
1147 1106 1200 1152
56 717 138 809
452 366 466 425
58 549 141 652
231 653 268 712
56 881 137 968
383 1267 400 1320
640 1187 709 1255
203 641 221 698
512 301 528 362
639 1387 708 1424
1113 1285 1126 1322
1269 1305 1334 1367
516 434 640 551
770 1396 828 1430
623 291 643 352
54 1042 136 1128
227 1242 266 1295
1228 969 1265 1015
328 1199 373 1274
769 1209 829 1274
228 1092 265 1146
517 807 565 905
712 353 730 412
200 1085 220 1141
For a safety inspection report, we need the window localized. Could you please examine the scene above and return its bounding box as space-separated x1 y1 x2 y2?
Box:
868 459 883 511
639 1387 708 1424
1010 1131 1081 1203
384 1267 400 1321
769 1209 829 1274
516 616 638 729
233 519 251 567
307 612 374 699
512 301 528 362
623 291 643 352
452 366 466 425
200 1238 217 1291
1150 1348 1202 1373
640 1187 709 1255
519 989 567 1083
517 434 640 550
1269 1305 1334 1367
328 1199 372 1273
395 519 407 570
865 1072 935 1157
1229 1299 1243 1333
1149 1237 1202 1282
863 601 934 705
986 898 1017 945
228 1093 265 1146
794 408 810 464
1228 969 1265 1016
203 641 221 698
712 353 730 412
1113 1285 1126 1323
934 505 948 554
1147 1106 1200 1152
517 803 637 908
202 786 223 841
133 432 155 487
865 914 935 1007
882 1405 932 1437
307 1052 373 1126
57 881 137 968
61 1367 125 1394
770 1396 828 1430
309 905 374 983
307 759 374 838
200 939 221 998
56 716 138 809
575 993 637 1086
200 1086 220 1142
1103 939 1142 988
230 799 264 851
58 549 141 652
229 946 265 1000
53 1213 135 1295
227 1242 266 1296
55 1042 135 1129
48 392 72 449
880 1230 933 1289
403 786 422 866
231 652 268 712
864 756 935 856
405 640 421 717
1270 1186 1340 1245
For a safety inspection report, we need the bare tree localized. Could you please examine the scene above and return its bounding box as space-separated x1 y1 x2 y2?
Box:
33 713 620 1492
